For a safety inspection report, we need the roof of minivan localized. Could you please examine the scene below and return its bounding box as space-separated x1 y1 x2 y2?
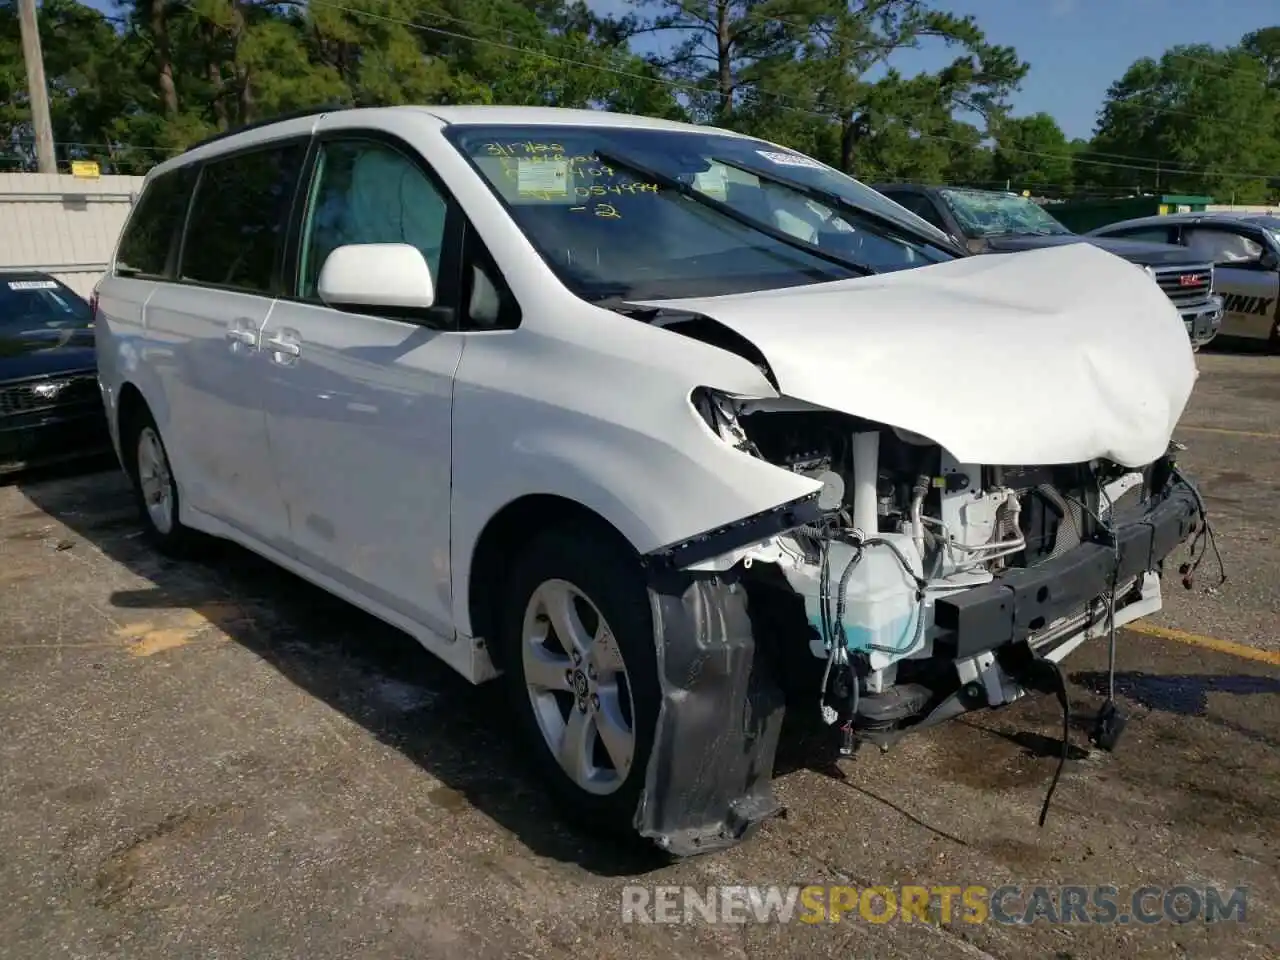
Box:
146 104 749 179
414 104 732 134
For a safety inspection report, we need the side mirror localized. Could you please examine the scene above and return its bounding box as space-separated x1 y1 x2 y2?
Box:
317 243 435 312
1260 249 1279 271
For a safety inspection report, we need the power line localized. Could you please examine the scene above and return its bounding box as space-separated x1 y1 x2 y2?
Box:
626 7 1280 135
16 0 1269 185
314 0 1280 182
4 137 185 156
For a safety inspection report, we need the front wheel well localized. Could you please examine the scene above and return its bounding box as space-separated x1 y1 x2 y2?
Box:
467 495 638 663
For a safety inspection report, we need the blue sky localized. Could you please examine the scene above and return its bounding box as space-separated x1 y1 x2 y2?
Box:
589 0 1279 139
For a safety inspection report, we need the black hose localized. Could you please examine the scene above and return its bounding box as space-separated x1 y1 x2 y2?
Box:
1038 657 1071 828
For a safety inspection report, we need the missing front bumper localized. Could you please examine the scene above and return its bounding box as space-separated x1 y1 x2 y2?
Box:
932 478 1199 659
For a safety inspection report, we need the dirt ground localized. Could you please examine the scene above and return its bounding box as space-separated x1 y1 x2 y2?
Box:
1 349 1277 960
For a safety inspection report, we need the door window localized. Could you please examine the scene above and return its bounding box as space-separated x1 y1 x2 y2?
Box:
1108 226 1175 244
1182 227 1264 266
894 193 950 232
298 140 451 300
179 143 305 293
115 168 196 278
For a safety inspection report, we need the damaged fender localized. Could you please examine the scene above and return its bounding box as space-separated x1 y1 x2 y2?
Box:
633 495 821 854
636 565 787 856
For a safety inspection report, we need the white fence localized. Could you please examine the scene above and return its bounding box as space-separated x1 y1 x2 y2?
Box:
0 172 145 297
1206 204 1280 214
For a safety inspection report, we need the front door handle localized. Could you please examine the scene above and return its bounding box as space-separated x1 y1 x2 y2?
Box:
226 317 259 350
265 328 302 363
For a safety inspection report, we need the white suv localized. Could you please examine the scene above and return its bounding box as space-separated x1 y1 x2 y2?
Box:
96 105 1204 854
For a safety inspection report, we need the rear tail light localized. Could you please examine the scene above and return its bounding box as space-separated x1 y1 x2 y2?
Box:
88 289 100 324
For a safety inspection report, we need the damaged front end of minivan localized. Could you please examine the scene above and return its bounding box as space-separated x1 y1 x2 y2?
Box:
634 398 1205 855
625 245 1212 856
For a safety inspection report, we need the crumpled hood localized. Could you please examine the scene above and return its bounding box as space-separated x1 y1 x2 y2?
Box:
643 243 1197 468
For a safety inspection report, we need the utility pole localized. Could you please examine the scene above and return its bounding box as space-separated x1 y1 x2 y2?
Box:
18 0 57 174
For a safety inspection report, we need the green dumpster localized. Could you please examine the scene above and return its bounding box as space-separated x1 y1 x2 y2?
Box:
1048 194 1214 233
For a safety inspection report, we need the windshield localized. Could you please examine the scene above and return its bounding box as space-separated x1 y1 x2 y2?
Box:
0 277 90 332
938 189 1073 238
446 124 956 301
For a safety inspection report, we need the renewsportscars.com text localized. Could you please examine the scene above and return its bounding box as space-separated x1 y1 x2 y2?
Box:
620 884 1248 926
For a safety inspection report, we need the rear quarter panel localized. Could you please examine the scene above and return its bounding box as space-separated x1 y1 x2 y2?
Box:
95 275 164 460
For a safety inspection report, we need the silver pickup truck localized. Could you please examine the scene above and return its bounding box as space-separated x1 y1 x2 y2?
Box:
873 184 1225 349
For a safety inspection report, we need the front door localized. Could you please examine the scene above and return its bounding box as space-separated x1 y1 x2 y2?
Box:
1180 225 1280 341
261 134 464 638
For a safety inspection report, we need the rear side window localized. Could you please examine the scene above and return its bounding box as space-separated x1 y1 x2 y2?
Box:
1109 226 1175 244
180 143 306 294
115 169 194 278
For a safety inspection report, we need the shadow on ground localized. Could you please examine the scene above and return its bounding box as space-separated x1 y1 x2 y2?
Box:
15 463 870 877
1072 670 1280 716
1200 336 1279 357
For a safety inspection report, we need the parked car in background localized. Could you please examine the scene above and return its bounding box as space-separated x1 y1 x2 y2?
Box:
873 184 1225 349
97 106 1203 854
1088 212 1280 350
0 271 109 475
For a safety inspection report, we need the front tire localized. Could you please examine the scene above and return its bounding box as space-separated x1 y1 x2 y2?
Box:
123 407 198 556
499 524 661 837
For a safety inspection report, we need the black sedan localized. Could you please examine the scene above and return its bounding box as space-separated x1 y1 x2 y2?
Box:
0 272 111 475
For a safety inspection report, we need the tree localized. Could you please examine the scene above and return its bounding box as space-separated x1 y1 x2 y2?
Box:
991 112 1072 191
1090 42 1280 202
726 0 1025 179
626 0 804 124
1241 25 1280 89
0 0 153 169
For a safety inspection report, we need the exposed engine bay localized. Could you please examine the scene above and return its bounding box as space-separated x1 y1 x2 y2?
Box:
689 388 1203 755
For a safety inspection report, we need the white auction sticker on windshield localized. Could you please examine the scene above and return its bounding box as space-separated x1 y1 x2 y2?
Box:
755 150 826 170
7 280 58 290
693 166 728 199
517 158 570 197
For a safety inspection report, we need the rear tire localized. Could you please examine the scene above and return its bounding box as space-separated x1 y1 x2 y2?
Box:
499 523 661 838
123 406 199 557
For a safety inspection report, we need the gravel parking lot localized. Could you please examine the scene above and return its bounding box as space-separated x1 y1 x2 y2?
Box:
1 351 1277 960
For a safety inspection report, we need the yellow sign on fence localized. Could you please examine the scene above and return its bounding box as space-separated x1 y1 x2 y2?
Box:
70 160 101 179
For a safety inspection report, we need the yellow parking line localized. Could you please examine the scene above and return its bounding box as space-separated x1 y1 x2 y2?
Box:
1177 424 1280 441
1127 622 1280 666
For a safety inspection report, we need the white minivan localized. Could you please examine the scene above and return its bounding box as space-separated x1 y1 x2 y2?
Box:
96 105 1205 854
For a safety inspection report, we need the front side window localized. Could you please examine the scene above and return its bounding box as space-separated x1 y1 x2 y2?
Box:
1182 227 1264 266
938 189 1073 239
180 143 305 293
116 169 194 278
297 139 451 300
444 125 955 302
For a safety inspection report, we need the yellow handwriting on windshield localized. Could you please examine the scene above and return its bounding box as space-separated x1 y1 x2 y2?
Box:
569 202 623 219
483 141 566 157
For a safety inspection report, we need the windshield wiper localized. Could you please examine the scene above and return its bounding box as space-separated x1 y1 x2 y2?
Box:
591 148 874 277
708 155 969 259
